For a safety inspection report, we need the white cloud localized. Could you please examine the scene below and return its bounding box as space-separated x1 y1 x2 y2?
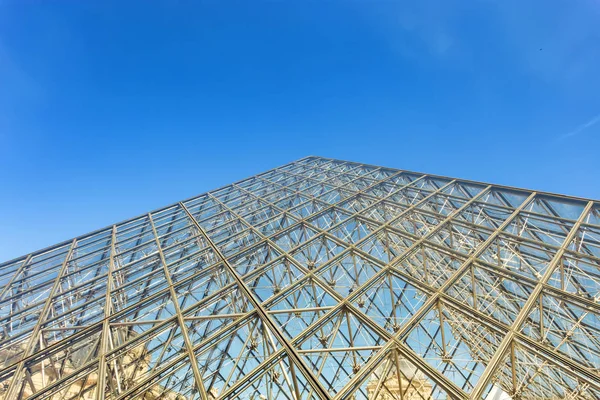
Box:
560 113 600 139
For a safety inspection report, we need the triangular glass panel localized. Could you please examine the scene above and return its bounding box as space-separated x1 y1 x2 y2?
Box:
331 217 382 245
503 211 573 247
12 328 101 399
167 246 220 284
427 220 492 255
521 290 600 371
265 277 338 340
441 182 486 200
105 321 187 396
317 188 354 205
290 234 347 270
255 213 299 237
567 223 600 259
228 242 280 276
244 256 305 303
583 204 600 226
272 224 318 252
395 245 465 289
194 314 282 396
417 194 467 217
477 188 529 209
277 194 314 213
183 284 254 347
454 201 514 230
16 362 99 400
352 271 430 334
316 251 382 298
484 340 600 400
109 291 177 335
294 308 388 395
523 195 586 221
547 253 600 301
364 181 400 199
338 195 379 215
403 301 505 394
222 352 323 400
114 355 199 400
307 208 352 231
340 348 459 400
478 234 557 282
241 205 281 228
410 177 452 193
446 263 534 327
391 209 442 238
173 263 237 310
110 254 170 310
363 200 408 223
359 229 414 264
214 226 262 259
0 244 71 305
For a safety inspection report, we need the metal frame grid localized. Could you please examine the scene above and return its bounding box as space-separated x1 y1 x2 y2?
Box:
0 155 599 400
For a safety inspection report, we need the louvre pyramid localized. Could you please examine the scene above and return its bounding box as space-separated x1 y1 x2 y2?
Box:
1 156 599 400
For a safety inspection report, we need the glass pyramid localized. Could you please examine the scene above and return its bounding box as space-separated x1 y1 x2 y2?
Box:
0 156 599 400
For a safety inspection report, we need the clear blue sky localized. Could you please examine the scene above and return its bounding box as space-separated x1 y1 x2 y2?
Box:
1 1 599 261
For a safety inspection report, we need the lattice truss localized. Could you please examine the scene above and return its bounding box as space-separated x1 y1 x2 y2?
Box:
0 156 599 400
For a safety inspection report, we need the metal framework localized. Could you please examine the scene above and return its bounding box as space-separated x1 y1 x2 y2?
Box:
0 156 599 400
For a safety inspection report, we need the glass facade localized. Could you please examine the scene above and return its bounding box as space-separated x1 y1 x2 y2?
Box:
0 156 599 399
